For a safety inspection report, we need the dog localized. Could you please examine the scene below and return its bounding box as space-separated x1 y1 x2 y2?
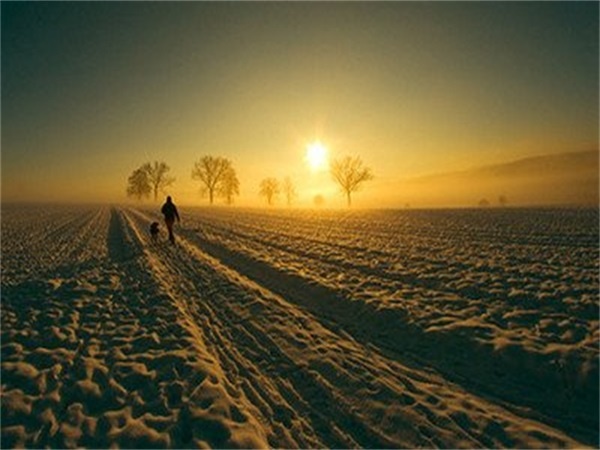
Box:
150 222 160 242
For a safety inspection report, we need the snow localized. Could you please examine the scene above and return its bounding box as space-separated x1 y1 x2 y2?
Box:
1 204 598 448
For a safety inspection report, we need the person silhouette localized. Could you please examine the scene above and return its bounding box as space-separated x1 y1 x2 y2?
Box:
161 196 180 244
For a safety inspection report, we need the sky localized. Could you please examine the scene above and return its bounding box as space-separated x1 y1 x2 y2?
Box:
2 2 598 207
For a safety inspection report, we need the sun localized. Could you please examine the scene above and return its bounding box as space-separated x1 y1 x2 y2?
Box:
305 141 329 172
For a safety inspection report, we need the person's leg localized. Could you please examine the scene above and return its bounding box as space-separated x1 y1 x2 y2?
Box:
165 219 175 243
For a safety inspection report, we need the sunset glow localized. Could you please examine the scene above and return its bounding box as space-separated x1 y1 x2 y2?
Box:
1 2 597 208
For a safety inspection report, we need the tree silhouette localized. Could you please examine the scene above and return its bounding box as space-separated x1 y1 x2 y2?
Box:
259 178 280 205
219 165 240 205
282 177 297 206
330 156 373 206
142 161 175 201
498 194 508 207
126 167 151 201
191 156 233 205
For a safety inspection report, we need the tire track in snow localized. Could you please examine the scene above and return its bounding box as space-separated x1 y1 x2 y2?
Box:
122 209 329 448
127 210 411 447
126 207 585 449
113 208 275 448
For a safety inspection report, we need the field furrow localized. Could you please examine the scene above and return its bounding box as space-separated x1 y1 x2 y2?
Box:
1 205 597 448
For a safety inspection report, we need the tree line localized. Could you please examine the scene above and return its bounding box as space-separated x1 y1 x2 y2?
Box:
127 155 373 207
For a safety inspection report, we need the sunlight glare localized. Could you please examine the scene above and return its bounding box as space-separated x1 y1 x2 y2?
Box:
306 141 329 172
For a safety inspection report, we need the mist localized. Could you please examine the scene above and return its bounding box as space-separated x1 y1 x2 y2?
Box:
387 150 599 208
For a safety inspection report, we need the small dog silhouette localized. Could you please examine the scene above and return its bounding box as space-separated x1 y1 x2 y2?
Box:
150 222 160 242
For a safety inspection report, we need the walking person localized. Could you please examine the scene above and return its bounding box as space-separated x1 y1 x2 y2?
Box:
161 196 180 244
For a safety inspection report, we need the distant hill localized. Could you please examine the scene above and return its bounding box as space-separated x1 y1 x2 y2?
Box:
397 150 599 207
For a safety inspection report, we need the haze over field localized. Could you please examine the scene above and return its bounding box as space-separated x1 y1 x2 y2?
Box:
391 150 599 208
1 2 598 207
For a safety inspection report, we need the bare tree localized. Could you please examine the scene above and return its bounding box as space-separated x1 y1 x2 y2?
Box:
191 156 233 205
142 161 175 201
126 167 151 201
498 194 508 207
282 176 297 206
330 156 374 206
259 178 280 205
219 165 240 205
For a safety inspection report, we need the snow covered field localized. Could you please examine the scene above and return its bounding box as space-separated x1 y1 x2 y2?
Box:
1 204 598 448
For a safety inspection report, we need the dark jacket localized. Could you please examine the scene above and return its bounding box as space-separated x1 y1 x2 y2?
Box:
161 201 179 222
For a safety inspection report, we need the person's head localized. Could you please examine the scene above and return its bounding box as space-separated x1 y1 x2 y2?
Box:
166 196 172 203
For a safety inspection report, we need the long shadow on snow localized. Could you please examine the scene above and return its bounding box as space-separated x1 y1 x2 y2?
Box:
183 228 598 447
107 207 143 264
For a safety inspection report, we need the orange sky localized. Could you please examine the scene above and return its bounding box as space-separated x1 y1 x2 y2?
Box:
2 2 598 207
